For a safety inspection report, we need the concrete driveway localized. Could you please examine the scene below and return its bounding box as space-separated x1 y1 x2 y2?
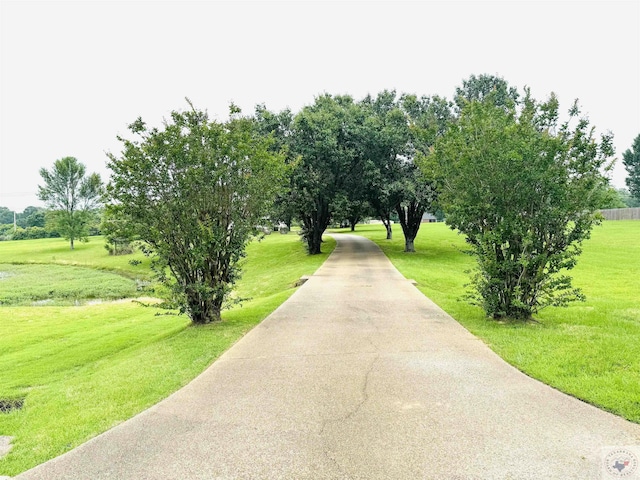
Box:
16 234 640 479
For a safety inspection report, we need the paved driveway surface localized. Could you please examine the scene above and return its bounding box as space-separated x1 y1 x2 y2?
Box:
16 234 640 479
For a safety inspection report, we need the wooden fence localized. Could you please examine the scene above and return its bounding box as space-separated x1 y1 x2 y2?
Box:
599 208 640 220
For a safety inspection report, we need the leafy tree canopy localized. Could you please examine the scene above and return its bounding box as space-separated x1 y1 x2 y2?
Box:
359 90 411 240
254 104 297 228
290 94 362 254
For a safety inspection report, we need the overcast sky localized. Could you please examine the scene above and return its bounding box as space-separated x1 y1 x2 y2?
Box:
1 0 639 212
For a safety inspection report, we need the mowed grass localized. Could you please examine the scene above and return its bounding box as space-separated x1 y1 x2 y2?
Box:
343 221 640 424
0 233 334 476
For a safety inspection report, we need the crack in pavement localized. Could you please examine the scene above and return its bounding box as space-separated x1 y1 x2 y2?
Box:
317 354 380 478
319 354 380 436
343 354 379 422
322 448 352 480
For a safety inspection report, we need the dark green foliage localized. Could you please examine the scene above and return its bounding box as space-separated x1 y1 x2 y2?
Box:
260 90 444 254
106 102 286 324
0 207 49 240
393 164 438 252
623 134 640 202
433 87 614 320
0 223 60 241
38 157 103 250
355 91 448 251
253 105 297 228
397 94 452 251
291 95 362 254
359 91 410 241
0 224 13 240
0 207 13 225
20 207 47 228
454 73 519 112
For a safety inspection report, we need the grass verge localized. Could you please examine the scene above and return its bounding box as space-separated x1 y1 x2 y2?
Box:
0 232 334 476
340 221 640 424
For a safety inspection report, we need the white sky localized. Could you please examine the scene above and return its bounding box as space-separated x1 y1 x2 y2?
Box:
1 0 639 212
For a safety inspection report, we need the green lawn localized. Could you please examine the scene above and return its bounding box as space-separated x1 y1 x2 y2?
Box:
0 236 152 279
342 221 640 424
0 232 334 476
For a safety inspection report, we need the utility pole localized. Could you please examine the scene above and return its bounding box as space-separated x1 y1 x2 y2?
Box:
13 211 17 232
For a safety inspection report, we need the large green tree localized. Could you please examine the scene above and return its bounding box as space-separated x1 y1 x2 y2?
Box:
432 89 614 320
359 91 408 240
291 94 361 254
622 134 640 202
397 94 452 252
356 91 448 251
392 163 437 252
106 104 286 324
38 157 102 249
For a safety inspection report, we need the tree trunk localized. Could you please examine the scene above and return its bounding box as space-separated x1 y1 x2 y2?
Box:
302 199 331 255
396 201 425 253
189 294 223 324
284 214 292 230
308 225 323 254
70 237 75 250
385 223 392 240
349 215 360 232
404 238 415 253
379 215 392 240
374 208 393 239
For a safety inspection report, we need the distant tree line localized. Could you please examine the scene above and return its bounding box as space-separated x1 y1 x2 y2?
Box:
0 204 102 243
0 206 50 241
